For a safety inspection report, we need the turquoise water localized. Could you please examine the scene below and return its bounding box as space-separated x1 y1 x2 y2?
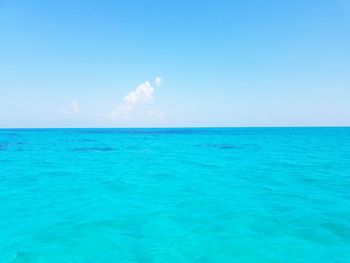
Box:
1 128 350 262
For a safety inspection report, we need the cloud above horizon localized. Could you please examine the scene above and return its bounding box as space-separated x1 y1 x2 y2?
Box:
154 77 162 87
110 77 163 120
61 100 79 114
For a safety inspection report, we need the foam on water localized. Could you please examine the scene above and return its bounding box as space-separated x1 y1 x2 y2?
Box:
0 128 349 262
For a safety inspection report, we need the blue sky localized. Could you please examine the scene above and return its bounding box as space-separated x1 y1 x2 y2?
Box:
1 0 349 127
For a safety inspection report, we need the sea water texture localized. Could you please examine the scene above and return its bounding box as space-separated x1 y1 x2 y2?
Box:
0 128 349 263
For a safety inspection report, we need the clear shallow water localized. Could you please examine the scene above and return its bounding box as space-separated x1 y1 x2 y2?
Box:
0 128 350 263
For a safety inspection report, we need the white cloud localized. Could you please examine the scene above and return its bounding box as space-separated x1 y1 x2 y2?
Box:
110 78 163 120
61 100 79 114
123 81 154 105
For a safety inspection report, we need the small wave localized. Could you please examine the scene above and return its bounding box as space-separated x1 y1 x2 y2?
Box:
196 143 240 150
73 147 115 152
0 141 26 151
64 139 98 142
0 143 9 151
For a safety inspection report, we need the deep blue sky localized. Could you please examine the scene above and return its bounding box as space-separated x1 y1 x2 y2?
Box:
1 0 349 127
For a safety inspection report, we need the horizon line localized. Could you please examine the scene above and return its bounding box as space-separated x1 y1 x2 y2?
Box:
1 126 350 130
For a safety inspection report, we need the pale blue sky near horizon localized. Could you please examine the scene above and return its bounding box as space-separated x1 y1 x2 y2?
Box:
1 0 350 128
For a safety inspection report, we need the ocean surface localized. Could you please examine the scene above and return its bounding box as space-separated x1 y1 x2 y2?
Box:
0 128 350 263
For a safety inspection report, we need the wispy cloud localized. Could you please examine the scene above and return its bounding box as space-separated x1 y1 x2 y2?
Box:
110 77 163 120
61 100 79 114
154 77 162 87
147 109 163 119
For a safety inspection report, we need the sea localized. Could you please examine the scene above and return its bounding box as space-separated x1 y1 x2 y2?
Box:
0 128 349 262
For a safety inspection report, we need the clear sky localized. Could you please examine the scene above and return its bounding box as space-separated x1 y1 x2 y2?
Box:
1 0 349 128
